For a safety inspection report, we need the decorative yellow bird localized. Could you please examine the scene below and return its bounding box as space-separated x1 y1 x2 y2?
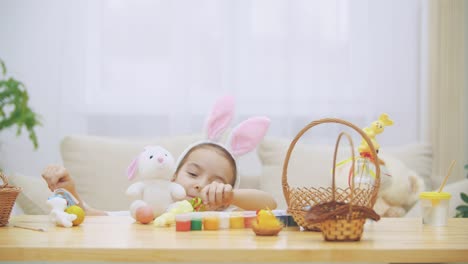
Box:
335 114 394 187
358 113 394 154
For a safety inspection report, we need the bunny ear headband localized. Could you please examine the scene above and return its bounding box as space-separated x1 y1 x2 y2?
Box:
175 96 270 189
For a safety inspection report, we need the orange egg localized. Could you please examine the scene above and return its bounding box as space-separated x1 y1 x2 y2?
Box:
136 206 155 224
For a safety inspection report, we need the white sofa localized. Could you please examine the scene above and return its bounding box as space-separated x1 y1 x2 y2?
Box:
11 133 459 218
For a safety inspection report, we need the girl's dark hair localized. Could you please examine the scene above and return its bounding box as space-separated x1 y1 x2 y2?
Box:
174 143 237 186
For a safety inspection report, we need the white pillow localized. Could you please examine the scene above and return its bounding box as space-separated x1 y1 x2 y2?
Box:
258 137 335 209
8 173 52 215
11 202 24 216
384 143 433 189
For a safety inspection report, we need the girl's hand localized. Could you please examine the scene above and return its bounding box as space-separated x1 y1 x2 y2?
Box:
41 165 76 193
200 182 234 210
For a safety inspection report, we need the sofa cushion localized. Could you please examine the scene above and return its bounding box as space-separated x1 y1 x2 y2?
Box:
8 172 51 215
258 137 339 209
384 143 433 189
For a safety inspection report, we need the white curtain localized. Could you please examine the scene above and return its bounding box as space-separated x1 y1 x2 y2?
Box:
428 0 467 184
0 0 427 177
81 0 424 144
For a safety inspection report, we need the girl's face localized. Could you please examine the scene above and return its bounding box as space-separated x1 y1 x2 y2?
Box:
173 147 235 200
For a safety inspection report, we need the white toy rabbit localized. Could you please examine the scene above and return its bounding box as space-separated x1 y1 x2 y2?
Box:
126 145 186 222
47 196 77 228
46 188 80 228
372 154 425 217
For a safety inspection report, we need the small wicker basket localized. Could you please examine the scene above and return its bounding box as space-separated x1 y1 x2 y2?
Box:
282 118 381 232
306 132 380 241
0 172 22 227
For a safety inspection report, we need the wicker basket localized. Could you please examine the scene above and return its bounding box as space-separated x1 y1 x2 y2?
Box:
282 118 381 232
0 172 22 227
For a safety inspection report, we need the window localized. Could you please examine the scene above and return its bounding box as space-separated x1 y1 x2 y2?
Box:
83 0 425 145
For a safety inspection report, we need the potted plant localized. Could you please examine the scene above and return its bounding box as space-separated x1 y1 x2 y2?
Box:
455 192 468 218
0 59 41 150
455 164 468 218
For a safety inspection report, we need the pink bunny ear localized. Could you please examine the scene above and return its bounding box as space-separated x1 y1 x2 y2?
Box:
228 116 270 156
204 95 235 141
127 157 138 180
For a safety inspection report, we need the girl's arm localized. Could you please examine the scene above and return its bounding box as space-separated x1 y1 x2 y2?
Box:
232 189 277 211
80 202 108 216
42 165 108 216
62 186 108 216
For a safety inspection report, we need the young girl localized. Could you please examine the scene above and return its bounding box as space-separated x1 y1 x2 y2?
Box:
42 96 277 215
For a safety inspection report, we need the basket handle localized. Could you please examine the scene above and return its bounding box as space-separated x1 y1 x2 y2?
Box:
0 172 9 188
331 132 356 218
331 132 355 201
281 118 381 207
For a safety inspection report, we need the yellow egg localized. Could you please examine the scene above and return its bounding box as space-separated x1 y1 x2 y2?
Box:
65 205 85 226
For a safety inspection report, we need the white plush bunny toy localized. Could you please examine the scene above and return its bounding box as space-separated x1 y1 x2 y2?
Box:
46 196 76 228
126 146 186 221
46 188 81 228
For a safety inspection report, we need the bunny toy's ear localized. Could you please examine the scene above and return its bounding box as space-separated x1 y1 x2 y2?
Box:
227 116 270 157
204 95 235 141
127 157 139 180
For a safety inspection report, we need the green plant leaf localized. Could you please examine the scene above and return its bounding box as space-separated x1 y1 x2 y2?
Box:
0 59 41 149
461 192 468 203
456 205 468 213
455 211 468 218
0 59 6 76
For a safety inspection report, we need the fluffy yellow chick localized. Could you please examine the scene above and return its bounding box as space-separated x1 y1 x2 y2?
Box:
153 200 193 227
256 209 282 229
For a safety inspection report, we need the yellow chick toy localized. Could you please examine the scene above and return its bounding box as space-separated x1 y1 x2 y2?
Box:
252 209 282 236
358 113 394 155
153 200 193 227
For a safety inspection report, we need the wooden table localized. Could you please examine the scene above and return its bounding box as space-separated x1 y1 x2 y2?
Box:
0 215 467 263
